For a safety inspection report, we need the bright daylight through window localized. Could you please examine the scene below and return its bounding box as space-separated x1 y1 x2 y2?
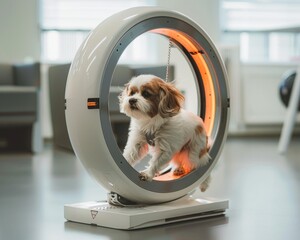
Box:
221 0 300 63
40 0 155 63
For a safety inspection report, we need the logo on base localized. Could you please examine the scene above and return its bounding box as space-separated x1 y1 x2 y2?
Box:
90 210 98 219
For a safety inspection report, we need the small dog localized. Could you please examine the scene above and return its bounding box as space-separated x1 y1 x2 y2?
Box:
119 74 211 192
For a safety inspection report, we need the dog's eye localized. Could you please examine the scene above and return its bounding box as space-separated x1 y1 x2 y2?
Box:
142 90 151 98
129 91 136 96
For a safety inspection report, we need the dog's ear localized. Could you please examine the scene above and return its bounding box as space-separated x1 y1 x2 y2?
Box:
158 81 184 118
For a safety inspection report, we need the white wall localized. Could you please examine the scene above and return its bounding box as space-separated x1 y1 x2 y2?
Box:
0 0 40 63
242 63 293 125
0 0 54 139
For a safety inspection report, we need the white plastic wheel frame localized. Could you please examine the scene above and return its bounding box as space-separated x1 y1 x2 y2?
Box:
65 7 230 204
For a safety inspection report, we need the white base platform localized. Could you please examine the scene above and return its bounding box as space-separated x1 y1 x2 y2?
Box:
64 196 229 230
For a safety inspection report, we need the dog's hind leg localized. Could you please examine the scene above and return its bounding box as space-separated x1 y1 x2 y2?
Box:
172 150 189 176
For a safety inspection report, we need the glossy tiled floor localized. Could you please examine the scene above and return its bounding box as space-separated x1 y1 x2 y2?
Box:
0 137 300 240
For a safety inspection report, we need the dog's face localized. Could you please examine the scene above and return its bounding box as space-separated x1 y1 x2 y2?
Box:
119 75 184 119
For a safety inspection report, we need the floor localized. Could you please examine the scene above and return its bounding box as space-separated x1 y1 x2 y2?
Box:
0 136 300 240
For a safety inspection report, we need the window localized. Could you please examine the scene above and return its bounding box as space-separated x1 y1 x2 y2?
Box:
221 0 300 63
40 0 156 63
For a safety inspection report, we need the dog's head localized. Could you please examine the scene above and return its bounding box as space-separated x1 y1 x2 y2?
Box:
119 74 184 119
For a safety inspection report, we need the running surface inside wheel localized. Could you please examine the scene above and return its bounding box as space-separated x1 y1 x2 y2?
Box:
65 7 230 204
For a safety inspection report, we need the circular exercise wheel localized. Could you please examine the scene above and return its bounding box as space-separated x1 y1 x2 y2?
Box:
65 7 230 204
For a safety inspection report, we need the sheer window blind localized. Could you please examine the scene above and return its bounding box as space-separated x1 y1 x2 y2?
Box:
41 0 155 30
221 0 300 62
40 0 156 62
222 1 300 32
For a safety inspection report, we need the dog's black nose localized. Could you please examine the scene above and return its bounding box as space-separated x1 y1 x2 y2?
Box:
129 98 137 105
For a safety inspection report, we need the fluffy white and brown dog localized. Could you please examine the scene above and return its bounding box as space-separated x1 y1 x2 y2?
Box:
119 74 211 192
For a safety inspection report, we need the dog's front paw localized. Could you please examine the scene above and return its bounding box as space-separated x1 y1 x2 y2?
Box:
139 171 153 182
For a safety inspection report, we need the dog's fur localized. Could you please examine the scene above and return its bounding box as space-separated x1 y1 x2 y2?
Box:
119 74 211 192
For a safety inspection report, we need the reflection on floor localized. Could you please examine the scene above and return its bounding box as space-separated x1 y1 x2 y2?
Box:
0 136 300 240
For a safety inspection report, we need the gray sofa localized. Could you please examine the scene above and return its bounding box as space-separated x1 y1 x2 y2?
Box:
0 62 42 152
49 64 174 151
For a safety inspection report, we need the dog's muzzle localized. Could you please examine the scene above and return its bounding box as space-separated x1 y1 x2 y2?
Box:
129 98 138 110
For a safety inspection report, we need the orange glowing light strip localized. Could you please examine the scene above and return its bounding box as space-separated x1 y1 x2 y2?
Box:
87 98 99 109
151 29 216 136
87 102 97 107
